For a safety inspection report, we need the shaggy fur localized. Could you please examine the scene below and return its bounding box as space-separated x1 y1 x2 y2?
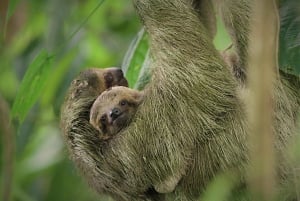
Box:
61 0 300 200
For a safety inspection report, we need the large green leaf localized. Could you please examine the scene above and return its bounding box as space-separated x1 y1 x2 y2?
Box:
41 49 77 107
12 50 53 122
279 0 300 76
122 28 149 88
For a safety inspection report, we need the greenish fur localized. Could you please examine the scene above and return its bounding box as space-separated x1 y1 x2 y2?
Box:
215 0 252 70
196 0 252 77
61 1 300 200
193 0 217 39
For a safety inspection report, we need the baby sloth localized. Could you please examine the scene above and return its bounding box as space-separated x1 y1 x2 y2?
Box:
90 86 144 140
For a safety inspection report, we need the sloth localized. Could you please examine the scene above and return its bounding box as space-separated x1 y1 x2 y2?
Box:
89 85 183 194
60 67 129 154
66 67 128 102
61 1 300 200
89 86 144 140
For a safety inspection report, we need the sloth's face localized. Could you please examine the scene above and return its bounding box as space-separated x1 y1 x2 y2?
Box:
89 86 143 140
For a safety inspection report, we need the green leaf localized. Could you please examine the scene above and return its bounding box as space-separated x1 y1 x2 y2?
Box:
122 28 149 88
41 49 77 107
279 0 300 76
12 50 53 122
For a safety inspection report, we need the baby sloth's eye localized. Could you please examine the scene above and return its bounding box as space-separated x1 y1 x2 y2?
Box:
120 100 128 106
100 115 107 124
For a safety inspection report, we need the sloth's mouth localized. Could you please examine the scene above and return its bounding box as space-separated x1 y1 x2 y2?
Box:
111 113 125 126
110 113 129 133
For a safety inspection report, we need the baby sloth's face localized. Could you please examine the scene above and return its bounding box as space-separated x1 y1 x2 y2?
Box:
90 86 143 140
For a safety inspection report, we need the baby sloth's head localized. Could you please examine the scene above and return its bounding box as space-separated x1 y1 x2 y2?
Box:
90 86 144 140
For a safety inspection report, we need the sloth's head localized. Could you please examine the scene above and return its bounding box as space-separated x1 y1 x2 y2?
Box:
68 67 128 100
89 86 144 140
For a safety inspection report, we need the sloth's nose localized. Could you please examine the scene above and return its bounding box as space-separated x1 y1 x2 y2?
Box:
110 108 121 120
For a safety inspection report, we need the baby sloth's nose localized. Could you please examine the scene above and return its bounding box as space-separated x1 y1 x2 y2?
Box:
110 108 122 120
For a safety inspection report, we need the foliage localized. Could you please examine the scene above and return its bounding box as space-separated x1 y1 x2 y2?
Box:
0 1 139 200
11 50 53 122
279 0 300 76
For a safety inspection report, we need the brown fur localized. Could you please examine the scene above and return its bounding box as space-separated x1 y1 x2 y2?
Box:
61 1 300 201
90 86 143 140
66 67 128 102
194 0 252 81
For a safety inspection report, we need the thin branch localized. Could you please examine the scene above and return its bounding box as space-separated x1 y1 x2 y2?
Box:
247 0 279 200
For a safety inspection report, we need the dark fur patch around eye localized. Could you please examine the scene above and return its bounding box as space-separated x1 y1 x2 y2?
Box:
119 99 137 107
100 115 107 133
119 99 128 106
100 115 106 124
104 73 114 88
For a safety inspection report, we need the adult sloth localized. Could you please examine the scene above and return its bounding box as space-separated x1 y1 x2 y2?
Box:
61 1 300 200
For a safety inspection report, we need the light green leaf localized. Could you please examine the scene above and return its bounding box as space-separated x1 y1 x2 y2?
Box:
12 50 53 122
122 28 149 88
41 49 77 107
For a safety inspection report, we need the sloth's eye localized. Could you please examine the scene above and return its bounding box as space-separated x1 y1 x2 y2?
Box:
120 100 127 106
104 73 114 86
100 115 107 124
